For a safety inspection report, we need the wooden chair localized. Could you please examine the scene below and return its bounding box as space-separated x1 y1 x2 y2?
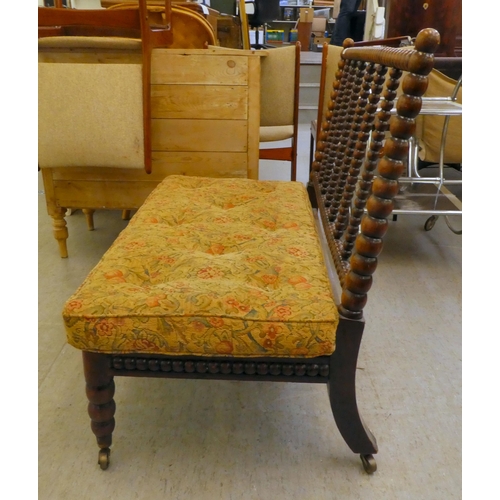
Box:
61 28 440 473
259 42 301 181
38 0 174 256
106 1 216 48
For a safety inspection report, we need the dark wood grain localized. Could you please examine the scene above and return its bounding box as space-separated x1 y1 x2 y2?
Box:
386 0 461 56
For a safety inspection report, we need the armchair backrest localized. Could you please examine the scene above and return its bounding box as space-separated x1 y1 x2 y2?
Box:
310 29 440 319
260 44 300 128
38 37 144 169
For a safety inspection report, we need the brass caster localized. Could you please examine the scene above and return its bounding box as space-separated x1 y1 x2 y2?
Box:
360 454 377 474
98 448 110 470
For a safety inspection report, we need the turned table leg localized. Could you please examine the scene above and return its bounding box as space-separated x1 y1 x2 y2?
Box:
82 209 95 231
82 352 115 470
122 210 131 220
51 207 69 258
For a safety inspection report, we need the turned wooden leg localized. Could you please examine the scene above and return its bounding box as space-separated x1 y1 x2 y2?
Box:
82 209 95 231
328 318 378 473
51 207 69 258
82 352 115 470
122 210 131 220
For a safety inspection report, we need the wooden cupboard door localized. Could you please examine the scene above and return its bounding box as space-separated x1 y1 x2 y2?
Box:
386 0 461 56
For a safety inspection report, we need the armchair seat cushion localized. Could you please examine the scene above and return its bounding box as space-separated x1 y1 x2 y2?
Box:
63 176 339 358
259 125 294 143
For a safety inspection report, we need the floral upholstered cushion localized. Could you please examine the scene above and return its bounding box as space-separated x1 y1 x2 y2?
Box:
63 176 339 358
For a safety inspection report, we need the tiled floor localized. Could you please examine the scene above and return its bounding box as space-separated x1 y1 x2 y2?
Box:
38 129 462 499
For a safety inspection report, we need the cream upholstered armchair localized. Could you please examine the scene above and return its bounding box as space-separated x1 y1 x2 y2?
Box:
259 42 300 181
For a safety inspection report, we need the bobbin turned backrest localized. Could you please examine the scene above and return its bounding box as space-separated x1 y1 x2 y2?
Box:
310 28 440 320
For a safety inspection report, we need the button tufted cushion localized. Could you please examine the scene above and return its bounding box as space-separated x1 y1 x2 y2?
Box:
63 176 339 358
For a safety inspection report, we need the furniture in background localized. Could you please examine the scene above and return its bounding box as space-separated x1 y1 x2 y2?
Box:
71 0 104 8
39 2 264 257
238 0 251 49
216 12 243 48
393 65 462 234
259 42 301 181
61 28 440 474
245 0 281 49
106 2 216 48
206 40 300 180
384 0 461 56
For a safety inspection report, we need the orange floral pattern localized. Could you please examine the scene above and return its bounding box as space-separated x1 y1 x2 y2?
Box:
63 176 339 358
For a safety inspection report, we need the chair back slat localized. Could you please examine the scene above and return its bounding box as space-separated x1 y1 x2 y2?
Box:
311 28 440 319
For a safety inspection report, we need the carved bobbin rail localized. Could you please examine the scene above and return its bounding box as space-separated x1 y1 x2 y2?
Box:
311 28 440 320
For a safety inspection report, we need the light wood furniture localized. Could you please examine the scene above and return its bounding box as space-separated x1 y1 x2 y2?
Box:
238 0 251 50
150 47 263 180
39 5 264 257
106 2 217 48
206 42 301 181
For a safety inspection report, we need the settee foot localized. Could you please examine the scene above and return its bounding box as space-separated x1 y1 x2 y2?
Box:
360 454 377 474
98 448 111 470
328 320 378 459
83 352 115 470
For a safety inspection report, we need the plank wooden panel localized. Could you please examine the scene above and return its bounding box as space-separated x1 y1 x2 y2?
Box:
151 51 249 86
152 152 248 177
51 166 166 182
52 180 162 209
38 50 142 64
49 152 248 181
152 119 248 152
151 85 248 120
50 153 248 209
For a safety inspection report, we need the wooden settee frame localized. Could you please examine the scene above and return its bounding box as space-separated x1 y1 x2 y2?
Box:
39 5 440 474
80 28 440 474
